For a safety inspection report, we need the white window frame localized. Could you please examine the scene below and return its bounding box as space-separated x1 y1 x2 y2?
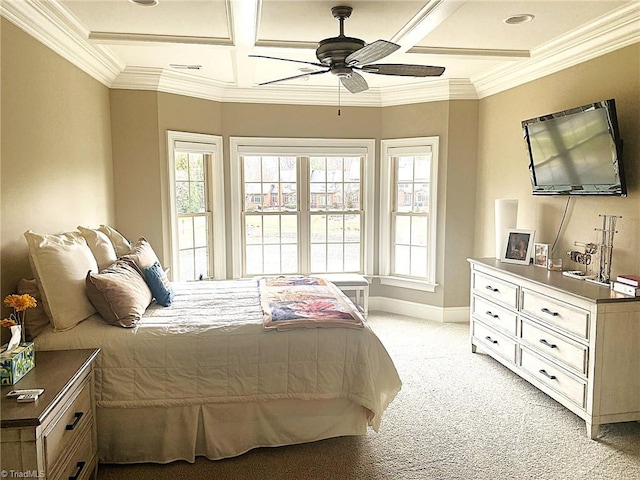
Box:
167 131 226 280
230 137 375 279
380 137 439 292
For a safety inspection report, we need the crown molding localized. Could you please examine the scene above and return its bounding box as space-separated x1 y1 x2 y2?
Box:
472 2 640 99
2 1 638 106
0 0 123 86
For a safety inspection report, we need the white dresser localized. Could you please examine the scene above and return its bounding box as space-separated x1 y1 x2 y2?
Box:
468 258 640 439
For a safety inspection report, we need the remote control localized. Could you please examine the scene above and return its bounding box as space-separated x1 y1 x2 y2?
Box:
6 388 44 398
17 393 39 403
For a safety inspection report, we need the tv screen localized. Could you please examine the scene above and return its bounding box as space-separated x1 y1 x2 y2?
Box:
522 99 626 196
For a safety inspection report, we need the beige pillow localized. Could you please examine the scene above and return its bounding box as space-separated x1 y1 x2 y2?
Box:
98 225 132 257
24 230 98 331
121 237 161 271
86 260 152 328
17 278 50 340
78 226 118 270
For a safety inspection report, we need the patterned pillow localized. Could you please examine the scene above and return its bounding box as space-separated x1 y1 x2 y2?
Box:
144 262 174 307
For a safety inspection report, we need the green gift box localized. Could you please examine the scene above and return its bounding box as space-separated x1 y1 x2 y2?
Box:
0 342 35 385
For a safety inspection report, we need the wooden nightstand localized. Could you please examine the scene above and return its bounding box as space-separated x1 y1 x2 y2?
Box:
1 349 99 480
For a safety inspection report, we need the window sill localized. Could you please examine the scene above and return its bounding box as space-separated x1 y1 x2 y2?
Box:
378 276 438 292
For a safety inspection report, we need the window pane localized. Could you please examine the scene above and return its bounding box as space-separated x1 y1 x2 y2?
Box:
411 246 427 277
414 183 429 212
243 156 262 182
189 154 204 181
327 244 343 272
190 182 205 213
245 245 263 275
281 215 297 244
244 183 262 211
193 216 208 248
397 157 413 181
344 243 360 271
411 216 428 247
310 243 326 272
395 216 410 245
176 182 189 214
327 215 343 242
194 247 209 279
262 156 279 182
327 157 343 182
263 245 281 274
245 215 262 245
262 215 280 244
397 184 413 213
175 153 189 181
310 157 326 182
281 245 298 273
395 245 410 275
179 217 194 249
346 157 361 182
311 215 326 242
414 156 430 181
179 249 194 282
344 214 360 243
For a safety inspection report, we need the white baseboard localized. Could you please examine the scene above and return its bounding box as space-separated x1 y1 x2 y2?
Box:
369 296 469 323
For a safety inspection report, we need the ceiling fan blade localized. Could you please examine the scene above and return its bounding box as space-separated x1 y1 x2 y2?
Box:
258 69 328 86
340 71 368 94
346 40 400 66
360 64 445 77
249 54 326 68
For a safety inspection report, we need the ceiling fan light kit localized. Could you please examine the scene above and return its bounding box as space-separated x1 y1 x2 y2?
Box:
129 0 159 6
250 5 445 94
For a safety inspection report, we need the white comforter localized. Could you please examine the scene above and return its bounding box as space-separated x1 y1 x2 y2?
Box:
35 279 401 430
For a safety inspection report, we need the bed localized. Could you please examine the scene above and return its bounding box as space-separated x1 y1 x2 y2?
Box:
23 228 402 464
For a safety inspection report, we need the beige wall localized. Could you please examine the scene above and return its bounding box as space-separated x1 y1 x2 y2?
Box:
475 44 640 280
1 20 114 310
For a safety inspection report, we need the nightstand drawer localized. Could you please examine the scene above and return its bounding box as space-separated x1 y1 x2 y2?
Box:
520 319 588 376
50 421 96 480
44 376 93 470
520 347 586 408
472 272 519 309
521 288 589 339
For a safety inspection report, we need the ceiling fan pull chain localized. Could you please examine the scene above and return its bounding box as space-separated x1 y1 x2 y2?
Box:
338 79 341 116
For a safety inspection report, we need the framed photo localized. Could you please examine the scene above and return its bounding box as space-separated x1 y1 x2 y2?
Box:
533 243 549 267
501 229 535 265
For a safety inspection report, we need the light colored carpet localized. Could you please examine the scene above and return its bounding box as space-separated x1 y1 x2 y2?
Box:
97 312 640 480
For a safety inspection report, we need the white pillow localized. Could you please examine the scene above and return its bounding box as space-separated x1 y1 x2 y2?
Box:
98 225 132 257
24 230 98 331
78 226 118 270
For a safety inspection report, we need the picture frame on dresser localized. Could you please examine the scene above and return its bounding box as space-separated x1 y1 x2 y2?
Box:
501 229 535 265
533 243 549 267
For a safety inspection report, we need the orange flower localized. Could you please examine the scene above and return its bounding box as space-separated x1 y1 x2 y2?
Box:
3 294 37 312
0 318 18 328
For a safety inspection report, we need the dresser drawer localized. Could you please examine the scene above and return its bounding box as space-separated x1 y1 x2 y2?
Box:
521 288 589 339
472 295 517 336
520 319 588 376
473 321 517 365
472 272 519 309
520 347 586 408
44 376 93 470
50 421 96 480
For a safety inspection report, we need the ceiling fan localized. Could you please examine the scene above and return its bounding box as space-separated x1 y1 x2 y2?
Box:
250 5 445 93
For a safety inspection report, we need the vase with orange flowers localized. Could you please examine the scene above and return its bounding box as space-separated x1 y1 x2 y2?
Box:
1 294 37 384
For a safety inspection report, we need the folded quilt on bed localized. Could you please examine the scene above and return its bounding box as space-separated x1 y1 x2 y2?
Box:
259 276 364 330
34 279 401 431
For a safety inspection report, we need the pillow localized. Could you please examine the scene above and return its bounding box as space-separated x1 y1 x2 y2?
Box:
121 237 161 271
86 260 152 328
24 230 98 331
144 262 174 307
98 225 132 257
78 226 118 270
16 279 50 340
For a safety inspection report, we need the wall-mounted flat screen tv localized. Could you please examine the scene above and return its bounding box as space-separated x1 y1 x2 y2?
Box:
522 98 626 196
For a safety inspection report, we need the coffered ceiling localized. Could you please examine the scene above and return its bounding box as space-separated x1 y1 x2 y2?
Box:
2 1 638 106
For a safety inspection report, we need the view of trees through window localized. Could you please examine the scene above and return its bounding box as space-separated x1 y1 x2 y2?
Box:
393 155 431 278
175 151 211 281
242 155 362 275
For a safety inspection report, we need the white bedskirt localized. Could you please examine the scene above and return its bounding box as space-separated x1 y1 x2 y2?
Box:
35 279 401 463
